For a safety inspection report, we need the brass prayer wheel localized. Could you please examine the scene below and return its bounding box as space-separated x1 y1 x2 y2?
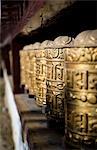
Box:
35 41 47 106
46 37 74 125
22 45 33 93
64 30 97 148
29 50 36 96
30 42 42 96
20 49 27 90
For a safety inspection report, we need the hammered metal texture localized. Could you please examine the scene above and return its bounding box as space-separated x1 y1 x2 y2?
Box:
64 47 97 147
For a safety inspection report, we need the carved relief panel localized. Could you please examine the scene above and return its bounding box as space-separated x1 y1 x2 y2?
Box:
35 49 47 106
46 48 65 122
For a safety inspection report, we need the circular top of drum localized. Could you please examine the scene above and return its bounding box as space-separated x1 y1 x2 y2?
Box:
54 36 74 48
74 29 97 47
40 40 54 49
23 44 33 50
32 42 41 49
40 36 74 49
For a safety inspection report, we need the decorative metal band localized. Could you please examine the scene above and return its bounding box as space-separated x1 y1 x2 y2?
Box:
65 48 97 62
46 48 65 121
35 49 47 106
64 48 97 146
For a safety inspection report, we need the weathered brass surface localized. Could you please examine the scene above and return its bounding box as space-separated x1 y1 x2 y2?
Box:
35 48 47 106
20 45 36 94
64 47 97 147
25 50 36 95
22 50 31 92
26 50 31 92
46 37 74 124
46 47 65 123
19 31 97 147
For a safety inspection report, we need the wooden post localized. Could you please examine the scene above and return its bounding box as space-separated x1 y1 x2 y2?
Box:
11 37 23 94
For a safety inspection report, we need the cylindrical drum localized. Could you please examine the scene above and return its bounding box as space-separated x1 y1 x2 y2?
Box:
20 44 37 96
35 41 47 106
46 37 74 126
28 50 36 96
22 45 33 93
19 49 27 90
64 30 97 148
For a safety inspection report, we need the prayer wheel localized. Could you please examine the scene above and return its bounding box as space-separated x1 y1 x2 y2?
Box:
27 42 41 97
27 43 37 96
64 30 97 148
20 49 27 90
35 41 47 106
46 37 74 126
22 45 33 93
26 50 36 96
